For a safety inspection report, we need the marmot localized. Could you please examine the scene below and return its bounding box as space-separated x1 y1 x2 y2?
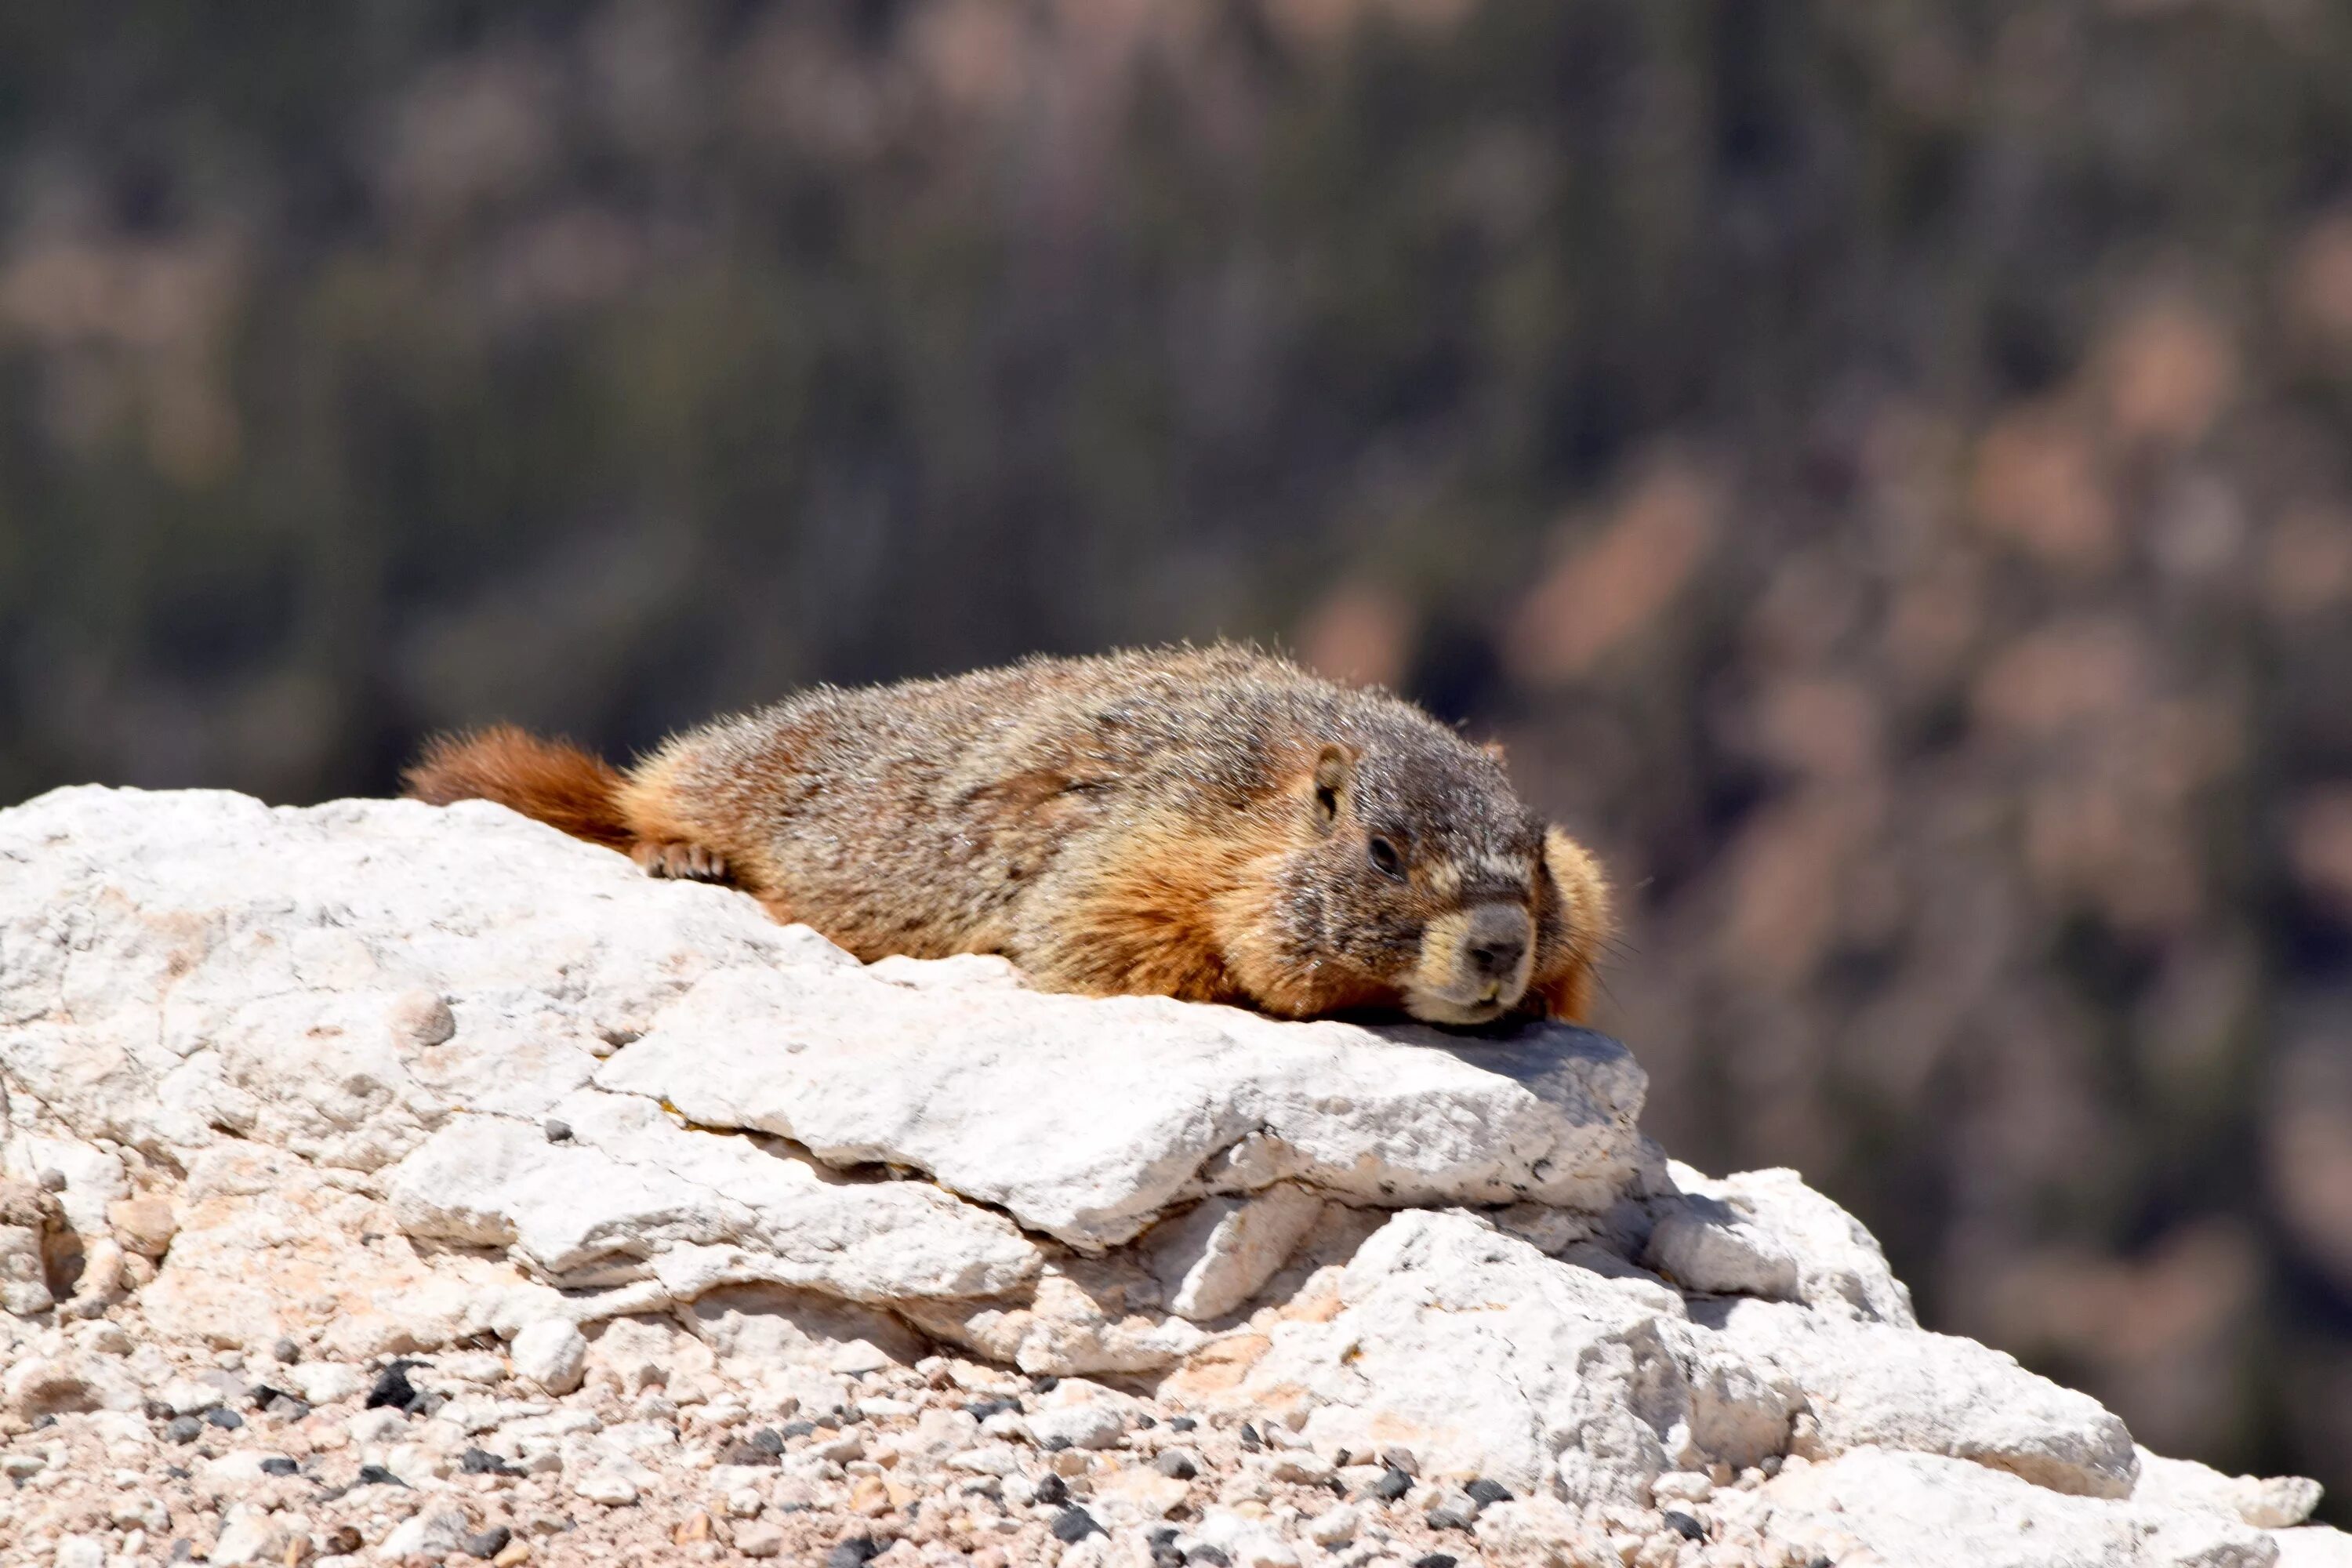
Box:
403 644 1612 1026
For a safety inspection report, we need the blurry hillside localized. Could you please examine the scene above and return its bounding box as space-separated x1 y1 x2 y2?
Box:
2 0 2350 1510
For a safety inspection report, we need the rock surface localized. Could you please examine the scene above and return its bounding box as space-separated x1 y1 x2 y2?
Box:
0 785 2336 1566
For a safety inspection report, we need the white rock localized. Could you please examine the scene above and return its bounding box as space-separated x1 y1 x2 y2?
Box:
597 967 1649 1248
576 1467 642 1506
2136 1448 2322 1529
1663 1162 1916 1325
51 1537 105 1568
1305 1502 1359 1544
1027 1403 1131 1451
375 1506 469 1559
1702 1297 2137 1497
734 1522 786 1558
387 1099 1041 1305
209 1510 303 1566
347 1406 408 1445
511 1319 588 1395
285 1361 368 1406
1200 1209 1798 1504
1765 1448 2278 1568
1147 1184 1325 1321
2275 1527 2352 1566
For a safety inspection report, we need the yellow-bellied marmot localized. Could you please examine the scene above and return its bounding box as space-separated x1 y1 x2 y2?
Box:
403 644 1612 1025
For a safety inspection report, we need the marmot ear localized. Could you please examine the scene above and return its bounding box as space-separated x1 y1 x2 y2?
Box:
1312 743 1356 825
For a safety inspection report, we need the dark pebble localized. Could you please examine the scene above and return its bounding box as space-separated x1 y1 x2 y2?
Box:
1167 1415 1197 1432
1465 1477 1512 1506
203 1406 243 1431
718 1442 779 1468
1186 1549 1231 1567
1367 1467 1412 1501
259 1457 299 1476
1134 1414 1156 1428
267 1396 311 1421
354 1463 406 1487
1042 1435 1072 1452
1426 1505 1475 1532
1050 1507 1105 1544
1033 1473 1069 1507
824 1537 883 1568
165 1416 203 1444
544 1119 573 1143
459 1447 523 1477
1413 1556 1459 1568
143 1399 174 1421
747 1427 786 1456
273 1338 302 1364
962 1398 1018 1421
164 1466 191 1479
365 1360 422 1410
1032 1375 1061 1393
1152 1450 1198 1480
1238 1423 1262 1451
1151 1548 1185 1568
782 1420 817 1439
1805 1559 1834 1568
462 1526 513 1559
1146 1527 1179 1548
1663 1511 1706 1541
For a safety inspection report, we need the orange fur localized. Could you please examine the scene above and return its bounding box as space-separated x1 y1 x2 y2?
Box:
402 726 633 851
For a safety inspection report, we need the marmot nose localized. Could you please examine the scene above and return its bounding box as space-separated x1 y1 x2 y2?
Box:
1462 906 1530 983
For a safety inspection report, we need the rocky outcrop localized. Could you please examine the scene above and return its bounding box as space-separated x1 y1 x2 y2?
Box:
0 786 2338 1566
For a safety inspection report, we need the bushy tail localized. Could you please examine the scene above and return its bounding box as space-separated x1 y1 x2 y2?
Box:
402 724 633 851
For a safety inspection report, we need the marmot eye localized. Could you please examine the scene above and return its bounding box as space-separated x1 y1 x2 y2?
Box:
1367 836 1405 880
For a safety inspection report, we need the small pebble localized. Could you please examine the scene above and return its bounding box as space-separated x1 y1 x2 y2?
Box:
1050 1506 1105 1544
1465 1477 1512 1506
266 1396 310 1421
746 1427 785 1456
1033 1472 1069 1507
1238 1423 1262 1451
1412 1556 1458 1568
1185 1548 1231 1567
782 1420 818 1439
260 1457 299 1476
463 1526 514 1559
962 1398 1018 1420
365 1360 423 1410
1152 1449 1198 1480
354 1463 405 1487
1662 1511 1706 1541
274 1338 302 1363
1167 1416 1197 1432
544 1120 573 1143
203 1406 243 1430
165 1416 203 1445
824 1537 883 1568
1426 1505 1474 1532
1032 1375 1060 1393
324 1526 362 1555
460 1447 524 1476
1366 1468 1412 1501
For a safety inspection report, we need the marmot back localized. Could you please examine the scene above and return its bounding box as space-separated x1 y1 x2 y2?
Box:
405 644 1613 1025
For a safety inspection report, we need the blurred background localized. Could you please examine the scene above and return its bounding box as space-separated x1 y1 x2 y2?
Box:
2 0 2349 1512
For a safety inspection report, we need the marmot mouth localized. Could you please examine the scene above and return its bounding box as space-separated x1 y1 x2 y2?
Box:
1403 989 1513 1028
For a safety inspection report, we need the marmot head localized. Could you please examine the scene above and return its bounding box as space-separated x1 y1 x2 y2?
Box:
1232 727 1613 1026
